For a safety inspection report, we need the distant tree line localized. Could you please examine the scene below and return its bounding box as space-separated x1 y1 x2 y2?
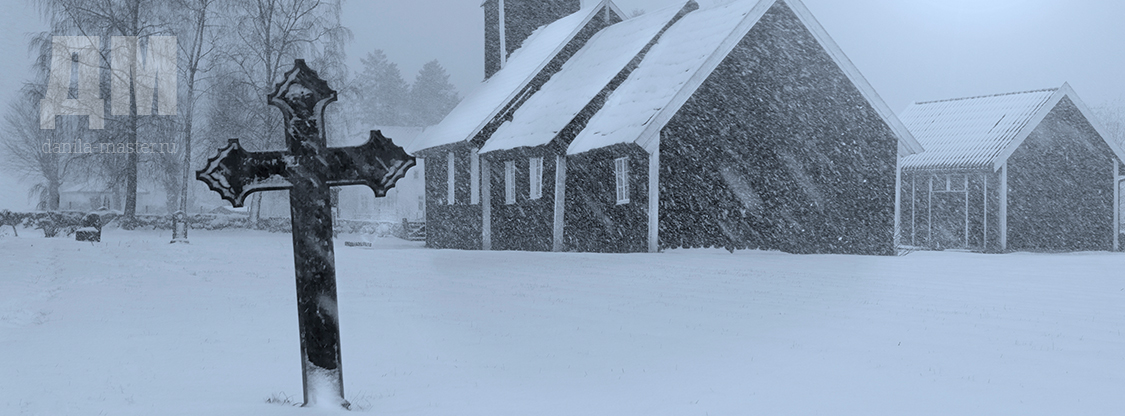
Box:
353 49 460 127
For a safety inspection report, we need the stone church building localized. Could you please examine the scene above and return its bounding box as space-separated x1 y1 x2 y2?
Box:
411 0 923 255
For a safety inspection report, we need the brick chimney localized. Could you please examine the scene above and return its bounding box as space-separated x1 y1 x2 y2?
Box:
482 0 581 79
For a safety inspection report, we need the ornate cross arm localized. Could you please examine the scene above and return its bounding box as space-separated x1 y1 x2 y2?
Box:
324 130 416 197
195 130 417 207
196 61 416 208
196 139 292 207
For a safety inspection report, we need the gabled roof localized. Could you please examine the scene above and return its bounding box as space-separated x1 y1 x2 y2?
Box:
899 83 1125 171
566 0 923 157
335 117 426 152
411 1 618 154
478 2 691 154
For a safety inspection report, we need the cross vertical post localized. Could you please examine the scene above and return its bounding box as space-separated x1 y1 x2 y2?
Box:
197 60 415 408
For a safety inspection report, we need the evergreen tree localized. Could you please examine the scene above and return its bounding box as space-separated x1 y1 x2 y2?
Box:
355 49 409 126
408 60 460 126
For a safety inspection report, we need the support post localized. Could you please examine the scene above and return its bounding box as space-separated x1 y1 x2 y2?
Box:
999 164 1008 251
927 175 933 247
894 157 902 249
964 174 969 248
911 174 916 246
482 158 491 251
553 154 566 252
1114 158 1120 252
982 171 988 251
470 148 480 204
497 0 507 67
648 148 660 253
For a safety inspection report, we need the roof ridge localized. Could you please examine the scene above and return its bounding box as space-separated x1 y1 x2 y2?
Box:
914 88 1058 105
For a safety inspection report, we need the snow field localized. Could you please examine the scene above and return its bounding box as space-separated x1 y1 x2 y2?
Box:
2 229 1124 415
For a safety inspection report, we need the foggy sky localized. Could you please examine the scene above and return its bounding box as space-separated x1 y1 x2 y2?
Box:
345 0 1125 110
3 0 1125 210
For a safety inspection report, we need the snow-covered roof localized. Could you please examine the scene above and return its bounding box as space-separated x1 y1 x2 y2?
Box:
567 0 923 157
478 3 690 154
411 1 614 154
374 126 425 152
899 83 1125 171
350 126 425 153
334 118 425 152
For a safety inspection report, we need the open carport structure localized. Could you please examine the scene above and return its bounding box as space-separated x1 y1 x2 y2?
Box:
899 84 1125 252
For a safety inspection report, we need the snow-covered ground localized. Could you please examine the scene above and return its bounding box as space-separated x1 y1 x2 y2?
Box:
2 228 1123 415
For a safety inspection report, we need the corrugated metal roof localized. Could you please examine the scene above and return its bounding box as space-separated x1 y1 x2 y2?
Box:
478 3 688 154
899 89 1057 170
410 2 609 153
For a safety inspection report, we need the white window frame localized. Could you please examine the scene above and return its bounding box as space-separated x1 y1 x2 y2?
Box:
934 173 967 193
529 157 543 200
614 156 630 205
505 160 516 205
470 148 480 204
446 151 455 204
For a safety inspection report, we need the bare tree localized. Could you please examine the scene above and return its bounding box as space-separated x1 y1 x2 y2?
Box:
220 0 339 145
166 0 219 218
216 0 347 221
309 0 352 147
2 84 74 211
34 0 174 224
0 31 96 211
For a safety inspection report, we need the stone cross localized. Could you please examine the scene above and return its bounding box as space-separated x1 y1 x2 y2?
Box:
196 60 415 408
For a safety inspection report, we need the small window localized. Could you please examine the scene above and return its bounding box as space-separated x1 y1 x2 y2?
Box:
505 160 516 205
529 157 543 200
935 174 966 193
470 148 480 204
949 174 965 191
614 157 630 205
417 195 424 212
446 151 455 205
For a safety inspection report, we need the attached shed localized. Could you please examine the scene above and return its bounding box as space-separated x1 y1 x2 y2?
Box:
477 2 696 252
410 0 624 250
899 85 1125 252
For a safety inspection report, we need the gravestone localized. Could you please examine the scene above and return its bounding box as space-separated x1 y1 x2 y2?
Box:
197 60 415 408
170 210 188 243
75 212 102 242
0 210 18 237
